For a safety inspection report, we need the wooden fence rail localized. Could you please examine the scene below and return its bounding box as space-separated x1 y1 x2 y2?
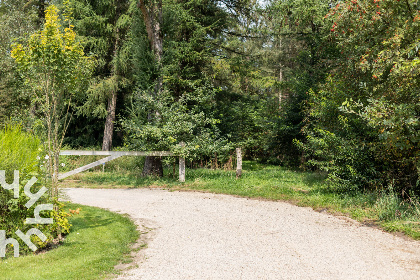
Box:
59 150 174 156
58 150 184 182
59 146 242 182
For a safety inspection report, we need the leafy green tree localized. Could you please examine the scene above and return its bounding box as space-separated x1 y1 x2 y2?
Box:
162 0 278 163
259 0 337 165
11 5 93 197
205 1 278 160
0 0 39 126
134 0 166 175
300 0 419 193
128 0 279 172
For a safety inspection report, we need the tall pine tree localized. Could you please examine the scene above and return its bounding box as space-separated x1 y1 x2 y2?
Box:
64 0 133 149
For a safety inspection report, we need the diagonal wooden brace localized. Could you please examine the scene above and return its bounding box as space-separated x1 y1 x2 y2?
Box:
58 155 121 180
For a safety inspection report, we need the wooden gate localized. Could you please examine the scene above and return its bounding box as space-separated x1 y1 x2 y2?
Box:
58 150 185 182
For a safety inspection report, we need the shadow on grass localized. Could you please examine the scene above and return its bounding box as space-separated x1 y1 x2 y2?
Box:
301 171 327 188
70 213 115 230
242 161 266 171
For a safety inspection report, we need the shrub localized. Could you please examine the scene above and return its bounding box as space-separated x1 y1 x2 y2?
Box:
0 125 71 258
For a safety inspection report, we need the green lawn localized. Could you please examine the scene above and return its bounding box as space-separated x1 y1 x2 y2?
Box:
0 203 139 280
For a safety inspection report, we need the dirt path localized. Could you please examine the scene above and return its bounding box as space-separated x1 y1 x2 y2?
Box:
63 188 420 280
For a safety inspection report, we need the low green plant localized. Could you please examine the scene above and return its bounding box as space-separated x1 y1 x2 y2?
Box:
374 186 402 221
0 124 71 257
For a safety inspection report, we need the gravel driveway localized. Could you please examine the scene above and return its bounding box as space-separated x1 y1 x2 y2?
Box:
63 188 420 280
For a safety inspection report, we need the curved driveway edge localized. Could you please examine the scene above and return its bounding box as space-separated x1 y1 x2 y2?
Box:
63 188 420 280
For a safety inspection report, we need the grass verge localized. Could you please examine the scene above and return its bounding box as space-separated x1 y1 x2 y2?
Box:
0 203 139 280
59 160 420 240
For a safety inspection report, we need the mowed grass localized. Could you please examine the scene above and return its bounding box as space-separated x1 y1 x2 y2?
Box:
0 203 139 280
60 160 420 240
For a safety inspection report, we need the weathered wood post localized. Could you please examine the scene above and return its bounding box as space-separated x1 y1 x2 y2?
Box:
236 148 242 179
179 142 185 182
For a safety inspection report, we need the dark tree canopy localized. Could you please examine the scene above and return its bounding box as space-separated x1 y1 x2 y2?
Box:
1 0 418 193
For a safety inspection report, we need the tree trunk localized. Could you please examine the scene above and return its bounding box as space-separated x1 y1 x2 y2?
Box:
138 0 164 176
102 90 117 151
278 38 284 110
102 25 120 151
138 0 163 62
278 68 283 109
142 156 163 177
36 0 46 27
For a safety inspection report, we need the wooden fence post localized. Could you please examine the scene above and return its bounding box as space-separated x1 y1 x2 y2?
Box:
236 148 242 179
179 142 185 182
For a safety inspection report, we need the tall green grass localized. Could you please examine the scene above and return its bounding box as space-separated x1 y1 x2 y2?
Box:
0 124 43 179
0 124 54 257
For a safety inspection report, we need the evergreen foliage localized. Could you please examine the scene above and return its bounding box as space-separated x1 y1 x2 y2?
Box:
262 0 338 166
62 0 134 148
0 0 418 194
125 0 239 163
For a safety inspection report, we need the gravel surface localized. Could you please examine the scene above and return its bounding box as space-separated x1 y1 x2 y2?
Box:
63 188 420 280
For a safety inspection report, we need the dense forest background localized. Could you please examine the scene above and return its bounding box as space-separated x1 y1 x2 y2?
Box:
0 0 419 195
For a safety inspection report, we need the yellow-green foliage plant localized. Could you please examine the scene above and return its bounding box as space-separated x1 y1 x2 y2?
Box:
11 5 93 198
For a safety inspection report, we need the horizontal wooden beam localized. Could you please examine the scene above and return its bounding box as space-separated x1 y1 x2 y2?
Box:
60 150 174 157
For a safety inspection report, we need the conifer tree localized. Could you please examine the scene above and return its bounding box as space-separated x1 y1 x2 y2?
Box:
127 0 238 176
65 0 133 150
